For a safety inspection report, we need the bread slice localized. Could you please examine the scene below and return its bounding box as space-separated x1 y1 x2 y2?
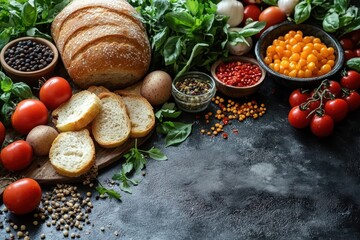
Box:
49 129 95 177
91 92 131 148
87 85 110 96
114 91 155 138
52 90 101 132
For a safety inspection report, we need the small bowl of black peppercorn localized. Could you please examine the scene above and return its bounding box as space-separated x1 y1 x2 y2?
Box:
172 71 216 112
0 37 59 87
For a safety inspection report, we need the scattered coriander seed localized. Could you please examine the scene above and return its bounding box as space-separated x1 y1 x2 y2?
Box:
6 226 10 233
101 226 105 231
24 236 30 240
13 224 18 230
17 231 24 238
40 233 46 239
63 230 69 237
114 231 119 236
20 225 26 231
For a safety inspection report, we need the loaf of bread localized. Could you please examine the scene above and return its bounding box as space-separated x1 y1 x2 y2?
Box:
52 90 101 132
49 129 95 177
92 92 131 148
115 91 155 138
51 0 151 89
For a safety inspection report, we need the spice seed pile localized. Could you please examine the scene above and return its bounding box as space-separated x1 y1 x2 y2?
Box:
200 95 267 138
0 182 118 239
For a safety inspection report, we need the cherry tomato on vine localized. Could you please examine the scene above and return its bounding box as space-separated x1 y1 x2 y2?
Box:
288 106 311 129
11 99 48 135
242 5 261 24
324 98 348 122
0 121 5 147
340 70 360 90
340 38 354 50
0 140 33 171
3 178 42 215
39 77 72 110
310 114 334 137
325 80 342 98
259 6 286 30
289 89 311 108
343 91 360 112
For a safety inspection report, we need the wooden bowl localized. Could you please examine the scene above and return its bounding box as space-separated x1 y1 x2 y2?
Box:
210 56 266 98
254 21 344 89
0 37 59 87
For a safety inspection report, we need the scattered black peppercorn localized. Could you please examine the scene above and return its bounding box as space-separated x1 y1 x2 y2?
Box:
4 40 54 72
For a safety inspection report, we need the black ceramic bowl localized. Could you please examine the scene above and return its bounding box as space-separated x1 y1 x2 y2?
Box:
255 21 344 89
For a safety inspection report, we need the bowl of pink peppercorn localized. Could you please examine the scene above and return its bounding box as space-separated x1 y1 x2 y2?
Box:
210 56 266 98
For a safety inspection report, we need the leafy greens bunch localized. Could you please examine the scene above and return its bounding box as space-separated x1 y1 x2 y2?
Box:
96 141 167 200
128 0 228 79
0 0 70 50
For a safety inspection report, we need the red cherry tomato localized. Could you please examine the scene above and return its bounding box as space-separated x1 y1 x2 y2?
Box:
39 77 72 110
325 80 342 98
259 6 286 30
341 70 360 90
310 114 334 137
11 99 48 135
289 89 311 108
0 121 5 147
242 5 261 24
288 106 311 129
355 49 360 57
3 178 42 215
324 98 348 122
340 38 354 50
343 91 360 112
344 50 356 61
0 140 33 171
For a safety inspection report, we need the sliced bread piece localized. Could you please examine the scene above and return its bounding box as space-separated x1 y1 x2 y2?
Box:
87 85 110 96
49 129 95 177
114 91 155 138
52 90 101 132
91 92 131 148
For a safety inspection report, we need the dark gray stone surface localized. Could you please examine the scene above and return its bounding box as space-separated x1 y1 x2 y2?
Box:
1 73 359 240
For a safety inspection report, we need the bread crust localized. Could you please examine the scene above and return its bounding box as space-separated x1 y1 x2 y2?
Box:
50 129 95 177
51 0 151 90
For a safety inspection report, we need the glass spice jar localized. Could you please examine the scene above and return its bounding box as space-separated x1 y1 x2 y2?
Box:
172 71 216 112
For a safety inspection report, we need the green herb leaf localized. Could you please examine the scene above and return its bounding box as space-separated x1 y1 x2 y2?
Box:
0 76 13 92
323 12 340 32
11 82 33 99
346 57 360 72
152 26 169 51
21 0 37 27
163 36 182 65
143 147 168 161
96 186 121 200
237 21 266 38
334 0 349 14
155 103 182 122
164 122 192 147
294 1 312 24
262 0 278 6
0 29 12 50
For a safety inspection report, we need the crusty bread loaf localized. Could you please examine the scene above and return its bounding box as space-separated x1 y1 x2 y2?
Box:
51 0 151 90
52 90 101 132
91 92 131 148
49 129 95 177
114 91 155 138
87 85 110 96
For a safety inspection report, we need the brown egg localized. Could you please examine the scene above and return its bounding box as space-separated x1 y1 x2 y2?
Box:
140 70 172 106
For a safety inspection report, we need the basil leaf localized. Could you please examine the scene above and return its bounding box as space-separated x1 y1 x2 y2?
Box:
334 0 349 14
147 147 168 161
262 0 278 6
11 82 33 99
1 76 13 92
21 0 37 27
163 36 182 65
0 28 12 50
165 12 195 33
95 186 121 200
185 0 199 16
0 92 11 103
237 21 266 38
1 101 15 126
152 27 169 51
165 122 192 147
294 1 312 24
346 57 360 72
323 12 340 32
26 27 52 39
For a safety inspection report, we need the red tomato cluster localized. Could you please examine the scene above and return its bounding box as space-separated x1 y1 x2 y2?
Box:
340 30 360 61
288 76 360 137
0 76 72 215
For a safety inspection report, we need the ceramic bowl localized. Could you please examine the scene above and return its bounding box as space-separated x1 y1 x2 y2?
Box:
172 71 216 112
210 56 266 98
0 37 59 87
254 21 344 89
